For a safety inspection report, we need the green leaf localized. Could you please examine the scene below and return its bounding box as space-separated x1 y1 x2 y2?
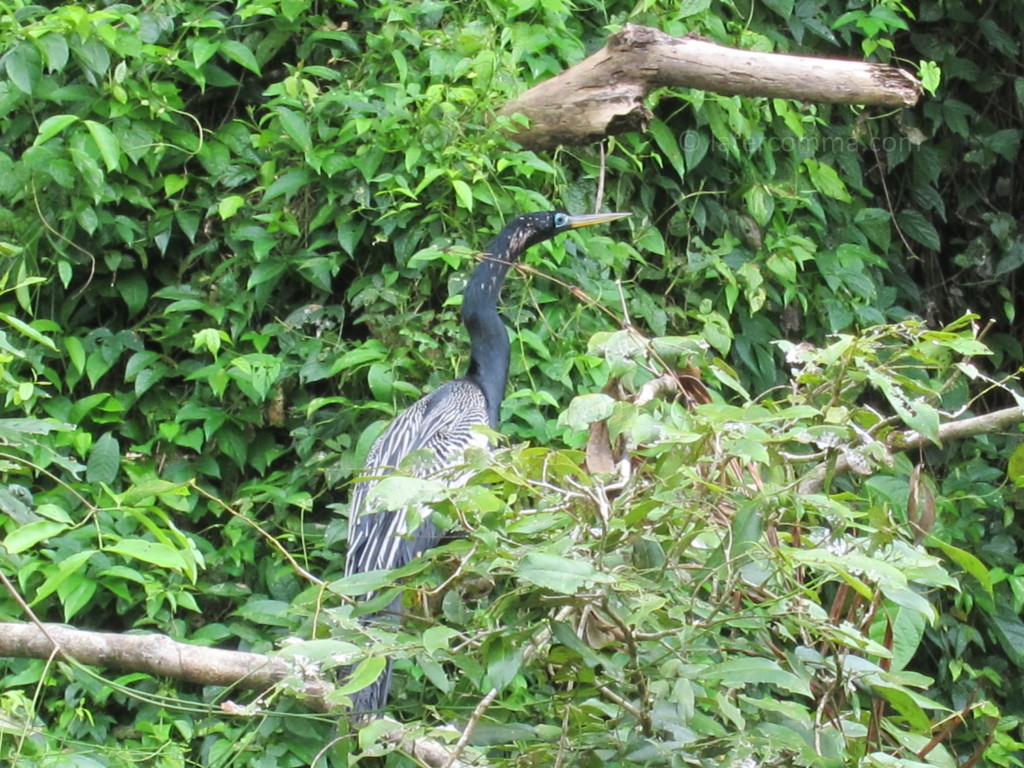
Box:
164 173 188 196
710 657 812 697
422 625 459 656
264 169 310 201
116 273 149 316
365 476 443 513
897 209 941 251
804 158 852 202
677 0 712 17
65 335 86 372
106 539 188 573
5 43 42 94
926 536 993 597
38 32 70 72
991 604 1024 661
516 552 613 595
872 684 933 731
219 39 261 74
559 393 615 431
276 106 312 152
4 520 68 553
649 118 685 178
87 432 121 485
34 114 80 146
486 640 523 690
452 179 473 211
336 657 388 696
32 550 96 604
218 195 246 219
0 312 58 351
329 569 398 597
278 639 360 661
84 120 122 172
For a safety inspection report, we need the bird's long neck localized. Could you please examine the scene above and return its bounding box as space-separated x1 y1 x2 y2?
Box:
462 229 522 428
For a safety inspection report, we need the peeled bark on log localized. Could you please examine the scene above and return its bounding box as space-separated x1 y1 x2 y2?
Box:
498 24 922 150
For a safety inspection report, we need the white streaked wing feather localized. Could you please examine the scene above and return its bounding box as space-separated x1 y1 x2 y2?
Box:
345 379 489 577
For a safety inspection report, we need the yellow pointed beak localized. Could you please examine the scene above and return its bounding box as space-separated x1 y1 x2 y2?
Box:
566 211 632 229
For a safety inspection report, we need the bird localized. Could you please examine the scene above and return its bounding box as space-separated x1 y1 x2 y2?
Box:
342 210 630 715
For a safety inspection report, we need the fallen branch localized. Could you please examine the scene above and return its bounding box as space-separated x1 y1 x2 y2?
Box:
0 622 481 768
0 621 332 709
499 24 921 150
798 406 1024 494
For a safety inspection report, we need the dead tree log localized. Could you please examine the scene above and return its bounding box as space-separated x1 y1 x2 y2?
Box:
498 23 921 150
0 622 478 768
0 621 332 709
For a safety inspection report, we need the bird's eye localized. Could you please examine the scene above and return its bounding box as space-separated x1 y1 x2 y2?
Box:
554 212 569 228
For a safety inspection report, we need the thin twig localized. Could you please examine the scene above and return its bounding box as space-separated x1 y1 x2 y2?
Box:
190 481 323 586
443 688 500 768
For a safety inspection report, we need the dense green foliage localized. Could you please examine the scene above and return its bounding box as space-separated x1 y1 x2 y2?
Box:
0 0 1022 766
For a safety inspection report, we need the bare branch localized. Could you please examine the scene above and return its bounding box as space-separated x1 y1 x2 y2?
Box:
0 622 484 768
498 24 921 150
0 622 332 709
798 406 1024 494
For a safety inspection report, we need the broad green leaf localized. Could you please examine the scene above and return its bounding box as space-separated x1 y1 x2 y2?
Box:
336 657 388 696
990 605 1024 661
87 432 121 485
486 640 523 690
264 169 310 201
897 209 941 251
234 599 294 627
278 639 360 661
4 520 68 553
219 39 261 74
649 118 685 178
710 657 812 697
116 273 148 316
422 625 459 656
517 552 613 595
804 158 852 202
366 475 443 512
60 574 97 621
677 0 712 17
38 32 69 72
888 607 928 672
329 569 398 597
164 174 187 196
452 178 473 211
34 114 79 146
6 43 42 94
107 539 187 573
84 120 121 171
276 106 311 152
925 536 993 597
0 312 58 350
872 684 933 731
32 550 97 604
559 393 615 431
218 195 245 219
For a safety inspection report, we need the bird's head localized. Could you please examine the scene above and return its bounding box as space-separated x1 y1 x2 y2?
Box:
501 210 632 253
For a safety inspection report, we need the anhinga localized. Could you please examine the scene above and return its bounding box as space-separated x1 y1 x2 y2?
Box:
344 210 630 714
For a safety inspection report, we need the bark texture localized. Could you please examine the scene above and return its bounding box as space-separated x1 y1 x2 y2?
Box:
499 24 921 150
